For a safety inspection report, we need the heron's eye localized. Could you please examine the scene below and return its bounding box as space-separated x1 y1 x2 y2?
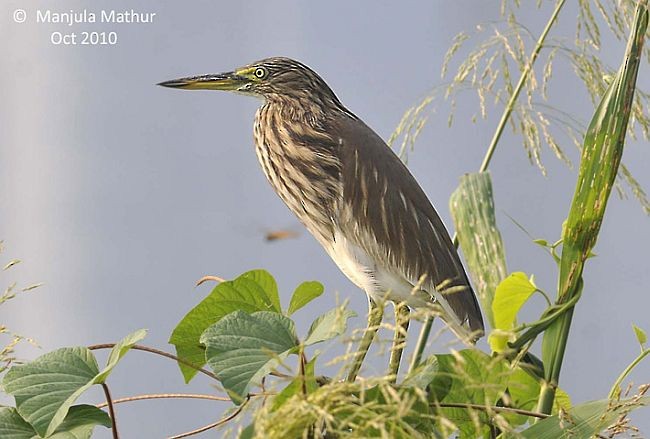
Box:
254 67 267 79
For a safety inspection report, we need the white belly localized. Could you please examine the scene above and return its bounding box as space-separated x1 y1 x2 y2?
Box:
326 231 431 308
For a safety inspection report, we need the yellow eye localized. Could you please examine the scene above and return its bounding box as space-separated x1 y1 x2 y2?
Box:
254 67 267 79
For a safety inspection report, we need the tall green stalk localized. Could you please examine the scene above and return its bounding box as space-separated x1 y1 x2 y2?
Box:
410 0 567 372
536 0 648 415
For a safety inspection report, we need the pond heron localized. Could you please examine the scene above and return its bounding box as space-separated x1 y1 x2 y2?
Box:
159 57 484 381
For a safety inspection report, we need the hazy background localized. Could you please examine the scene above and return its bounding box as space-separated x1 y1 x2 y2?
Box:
1 1 648 437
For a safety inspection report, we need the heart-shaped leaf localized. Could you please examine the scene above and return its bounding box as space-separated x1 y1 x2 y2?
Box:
240 269 282 313
170 270 282 382
201 311 299 404
2 347 99 437
489 272 537 352
2 330 145 436
0 407 34 439
0 405 111 439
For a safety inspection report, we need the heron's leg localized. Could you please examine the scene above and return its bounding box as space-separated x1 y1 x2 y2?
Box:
346 297 384 382
388 303 410 383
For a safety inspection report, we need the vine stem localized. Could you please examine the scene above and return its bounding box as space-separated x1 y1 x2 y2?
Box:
101 383 119 439
95 391 604 435
89 342 291 380
96 391 550 420
88 343 220 382
608 349 650 399
168 397 250 439
409 0 567 374
195 275 225 286
96 393 231 409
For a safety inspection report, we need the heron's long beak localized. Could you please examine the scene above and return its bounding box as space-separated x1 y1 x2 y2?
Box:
157 72 249 91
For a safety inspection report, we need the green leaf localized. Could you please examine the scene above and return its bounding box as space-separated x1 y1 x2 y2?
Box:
435 350 509 404
504 368 570 427
633 324 647 347
0 405 110 439
95 328 147 383
489 272 537 353
238 424 255 439
2 330 143 437
287 281 324 315
493 272 537 330
2 347 99 437
0 407 34 439
428 367 453 403
402 356 439 389
553 387 571 414
170 270 282 382
450 172 507 329
433 349 509 437
362 385 437 436
303 307 356 346
488 271 537 352
240 269 282 313
271 357 318 411
519 396 649 438
201 310 299 404
504 367 541 427
541 3 648 412
487 330 512 354
555 3 648 303
48 405 111 439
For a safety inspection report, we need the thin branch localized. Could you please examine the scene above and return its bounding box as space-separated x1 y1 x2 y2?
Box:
102 383 119 439
168 397 249 439
88 343 220 382
95 392 275 410
270 370 292 379
88 343 289 380
96 393 230 409
436 402 548 419
480 0 567 172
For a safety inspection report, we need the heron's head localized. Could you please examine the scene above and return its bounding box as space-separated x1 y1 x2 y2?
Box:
159 57 341 106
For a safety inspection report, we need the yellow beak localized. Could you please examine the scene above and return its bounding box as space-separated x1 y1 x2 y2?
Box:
158 72 249 91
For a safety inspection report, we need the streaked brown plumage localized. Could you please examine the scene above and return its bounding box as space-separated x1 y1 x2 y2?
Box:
160 57 484 378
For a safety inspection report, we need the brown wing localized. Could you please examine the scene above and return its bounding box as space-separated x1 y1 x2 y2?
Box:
334 116 484 335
